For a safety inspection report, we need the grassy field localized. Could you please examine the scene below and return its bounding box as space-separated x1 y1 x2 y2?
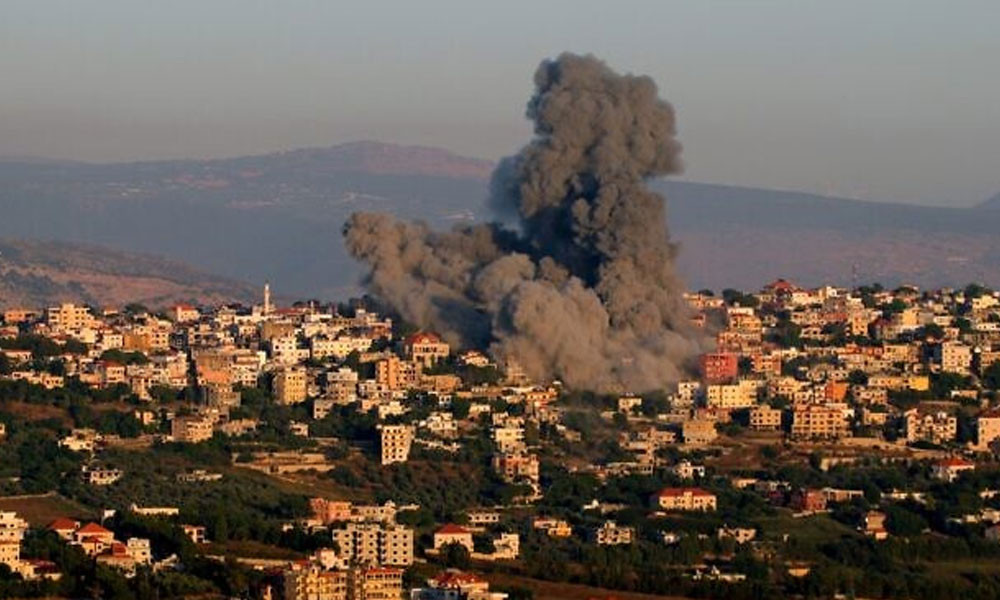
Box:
0 492 96 526
201 540 305 560
752 511 859 544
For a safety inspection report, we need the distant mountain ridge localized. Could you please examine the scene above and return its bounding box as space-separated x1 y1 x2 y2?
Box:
0 239 258 309
1 140 1000 299
978 191 1000 210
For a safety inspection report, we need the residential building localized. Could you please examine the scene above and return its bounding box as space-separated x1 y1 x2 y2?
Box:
682 419 717 445
274 366 308 404
433 524 473 552
593 521 634 545
700 352 739 383
330 523 414 567
905 409 957 445
791 404 849 439
653 487 718 512
749 405 783 431
404 333 450 367
932 457 975 482
379 425 413 465
171 415 215 443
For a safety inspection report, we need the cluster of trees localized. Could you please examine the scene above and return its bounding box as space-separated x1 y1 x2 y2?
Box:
0 528 268 600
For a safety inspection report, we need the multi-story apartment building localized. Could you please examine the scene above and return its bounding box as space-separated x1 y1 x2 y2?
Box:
492 451 539 485
682 419 718 445
283 565 348 600
791 404 849 439
977 408 1000 450
171 415 215 444
935 341 973 374
749 405 783 431
706 380 758 409
0 512 27 570
46 303 94 333
374 356 418 391
274 366 308 405
379 425 413 465
905 409 957 445
700 352 739 383
330 523 414 567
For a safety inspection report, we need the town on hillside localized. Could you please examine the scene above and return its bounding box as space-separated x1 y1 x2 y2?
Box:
4 280 1000 598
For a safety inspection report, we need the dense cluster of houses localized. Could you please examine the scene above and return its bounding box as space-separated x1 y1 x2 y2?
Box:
6 279 1000 597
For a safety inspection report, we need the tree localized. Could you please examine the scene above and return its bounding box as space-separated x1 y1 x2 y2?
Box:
451 398 471 420
440 542 471 569
770 319 802 349
964 283 990 300
984 361 1000 390
931 372 972 398
848 370 869 386
885 504 928 537
640 391 670 417
722 289 759 308
922 323 946 340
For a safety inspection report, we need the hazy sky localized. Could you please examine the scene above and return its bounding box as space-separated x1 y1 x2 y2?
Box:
3 0 999 206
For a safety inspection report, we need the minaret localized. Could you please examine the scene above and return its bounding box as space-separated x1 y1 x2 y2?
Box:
263 281 271 315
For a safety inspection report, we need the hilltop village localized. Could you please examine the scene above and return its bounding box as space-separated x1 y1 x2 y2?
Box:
4 281 1000 599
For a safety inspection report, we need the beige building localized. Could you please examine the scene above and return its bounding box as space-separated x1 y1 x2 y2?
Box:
379 425 413 465
171 415 215 444
46 303 94 332
274 366 308 405
594 520 634 545
375 356 419 391
284 566 349 600
351 567 402 600
404 332 450 367
937 341 973 374
653 487 718 512
682 419 718 445
749 405 783 431
977 409 1000 450
706 380 759 409
791 405 849 439
0 512 27 569
330 523 414 567
433 524 473 552
905 409 957 445
492 451 539 484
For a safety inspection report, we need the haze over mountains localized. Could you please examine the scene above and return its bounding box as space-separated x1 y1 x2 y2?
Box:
1 140 999 306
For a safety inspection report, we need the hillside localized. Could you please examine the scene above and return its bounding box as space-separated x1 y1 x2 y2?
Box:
0 239 258 309
978 191 1000 210
1 141 999 297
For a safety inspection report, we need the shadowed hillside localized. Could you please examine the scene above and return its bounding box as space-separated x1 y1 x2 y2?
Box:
0 238 258 309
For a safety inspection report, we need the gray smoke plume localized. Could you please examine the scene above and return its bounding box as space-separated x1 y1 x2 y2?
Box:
344 53 704 392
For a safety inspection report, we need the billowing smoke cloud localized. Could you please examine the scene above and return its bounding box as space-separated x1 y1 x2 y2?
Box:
344 53 705 392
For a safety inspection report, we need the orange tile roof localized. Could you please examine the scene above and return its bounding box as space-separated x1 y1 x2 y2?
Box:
435 523 470 535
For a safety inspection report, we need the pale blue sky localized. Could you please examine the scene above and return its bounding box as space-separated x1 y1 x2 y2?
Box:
2 0 999 206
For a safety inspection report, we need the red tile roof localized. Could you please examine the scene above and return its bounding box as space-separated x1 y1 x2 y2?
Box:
432 571 485 587
435 523 470 535
47 517 80 531
77 522 113 536
937 457 974 467
406 332 442 345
